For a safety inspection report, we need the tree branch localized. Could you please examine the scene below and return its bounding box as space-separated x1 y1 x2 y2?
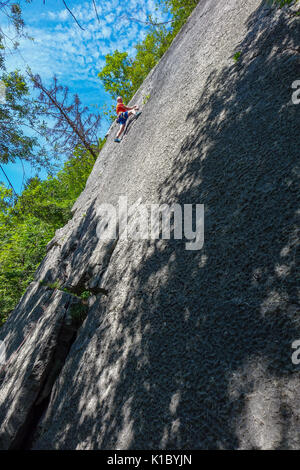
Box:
92 0 100 23
124 12 173 26
62 0 85 31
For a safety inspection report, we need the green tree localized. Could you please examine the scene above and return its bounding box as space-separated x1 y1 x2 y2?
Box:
0 185 52 325
98 26 173 113
98 51 134 103
0 70 49 169
161 0 199 35
0 143 104 326
269 0 298 6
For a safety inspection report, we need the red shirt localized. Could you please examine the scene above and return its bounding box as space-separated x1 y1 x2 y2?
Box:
116 103 127 115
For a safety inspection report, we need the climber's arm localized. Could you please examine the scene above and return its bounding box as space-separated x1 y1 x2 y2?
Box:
124 105 139 111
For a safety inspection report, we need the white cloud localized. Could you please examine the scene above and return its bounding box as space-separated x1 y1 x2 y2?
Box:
105 13 115 24
101 25 112 39
58 10 69 21
4 1 171 109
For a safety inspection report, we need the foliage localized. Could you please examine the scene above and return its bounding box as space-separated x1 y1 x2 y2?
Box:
98 25 173 115
40 279 62 290
98 51 134 103
233 51 242 62
161 0 199 35
0 202 53 326
80 291 91 300
268 0 298 6
143 94 151 105
0 70 49 169
0 144 103 326
131 25 173 91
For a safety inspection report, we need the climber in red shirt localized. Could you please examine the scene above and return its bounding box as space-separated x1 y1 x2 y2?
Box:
114 96 141 143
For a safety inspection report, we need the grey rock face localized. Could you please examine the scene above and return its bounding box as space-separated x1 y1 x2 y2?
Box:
0 0 299 449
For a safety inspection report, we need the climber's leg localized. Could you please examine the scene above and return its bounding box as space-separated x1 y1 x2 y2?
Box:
115 123 125 142
117 124 126 138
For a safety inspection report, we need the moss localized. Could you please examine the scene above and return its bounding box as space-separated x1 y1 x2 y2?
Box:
40 280 93 301
233 51 242 62
143 94 151 105
80 290 91 300
39 279 61 290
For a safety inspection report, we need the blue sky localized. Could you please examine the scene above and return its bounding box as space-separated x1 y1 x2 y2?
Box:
1 0 169 192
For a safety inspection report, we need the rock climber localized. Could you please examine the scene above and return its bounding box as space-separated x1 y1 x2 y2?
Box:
114 96 141 143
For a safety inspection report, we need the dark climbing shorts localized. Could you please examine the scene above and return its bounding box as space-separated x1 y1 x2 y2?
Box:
117 111 129 125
